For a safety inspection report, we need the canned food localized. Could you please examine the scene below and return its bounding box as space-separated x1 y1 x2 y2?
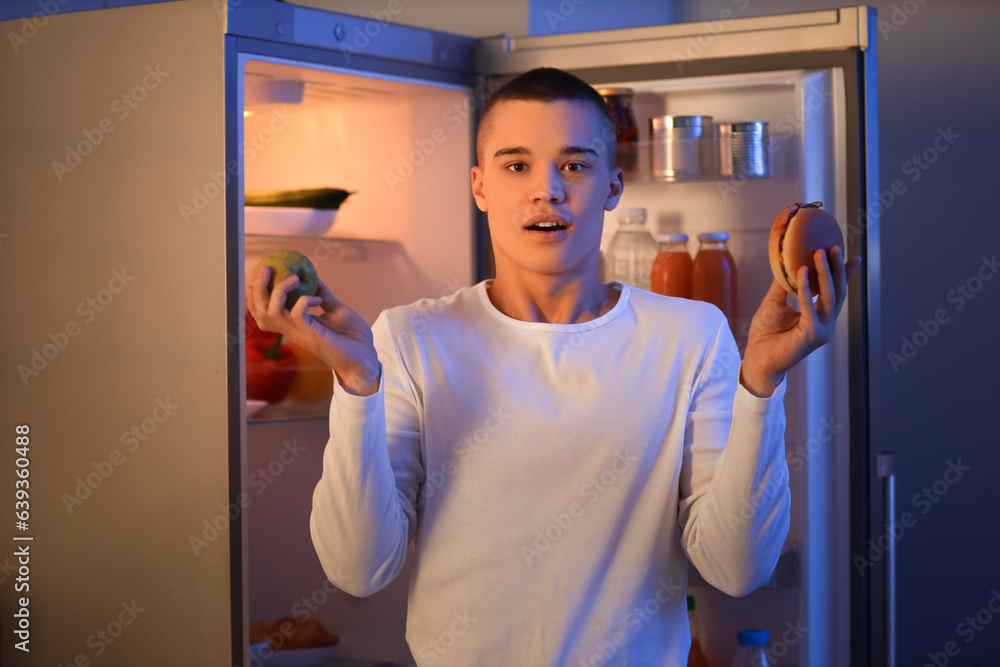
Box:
649 115 715 181
718 121 770 178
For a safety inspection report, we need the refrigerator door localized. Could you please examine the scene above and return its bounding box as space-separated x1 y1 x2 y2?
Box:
0 3 234 666
475 7 880 667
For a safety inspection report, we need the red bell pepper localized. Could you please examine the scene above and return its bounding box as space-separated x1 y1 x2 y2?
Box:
245 311 279 347
246 330 297 404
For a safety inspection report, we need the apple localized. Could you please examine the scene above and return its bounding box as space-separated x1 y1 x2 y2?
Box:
255 249 318 310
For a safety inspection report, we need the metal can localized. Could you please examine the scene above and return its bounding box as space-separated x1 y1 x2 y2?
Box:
718 121 770 178
649 115 714 181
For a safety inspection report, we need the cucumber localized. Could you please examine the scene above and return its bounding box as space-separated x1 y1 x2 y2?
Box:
245 188 353 209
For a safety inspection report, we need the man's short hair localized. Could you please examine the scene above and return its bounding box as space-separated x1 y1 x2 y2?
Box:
476 67 616 168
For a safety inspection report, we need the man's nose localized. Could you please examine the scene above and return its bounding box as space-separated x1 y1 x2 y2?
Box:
531 164 565 203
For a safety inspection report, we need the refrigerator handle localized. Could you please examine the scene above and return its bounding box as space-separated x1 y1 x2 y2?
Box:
876 453 896 667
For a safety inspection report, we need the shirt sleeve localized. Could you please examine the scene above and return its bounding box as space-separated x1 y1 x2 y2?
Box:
309 312 425 597
676 319 790 597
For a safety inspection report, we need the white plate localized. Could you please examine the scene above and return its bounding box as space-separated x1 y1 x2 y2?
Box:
245 207 338 236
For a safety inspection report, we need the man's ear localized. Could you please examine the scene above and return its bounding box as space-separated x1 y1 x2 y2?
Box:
603 166 625 211
471 166 488 213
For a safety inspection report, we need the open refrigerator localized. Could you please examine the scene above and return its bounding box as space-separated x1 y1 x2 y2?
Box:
0 2 882 666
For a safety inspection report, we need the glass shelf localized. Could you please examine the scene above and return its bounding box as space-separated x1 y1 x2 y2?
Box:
247 400 329 423
618 133 798 185
244 233 399 245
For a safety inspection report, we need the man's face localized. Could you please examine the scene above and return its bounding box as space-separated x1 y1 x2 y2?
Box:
471 100 624 281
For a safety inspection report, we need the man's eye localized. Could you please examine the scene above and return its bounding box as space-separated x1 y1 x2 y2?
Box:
563 162 588 172
506 163 527 173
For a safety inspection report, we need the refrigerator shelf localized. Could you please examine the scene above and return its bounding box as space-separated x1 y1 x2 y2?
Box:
247 400 330 423
245 234 400 246
618 133 798 185
245 234 402 267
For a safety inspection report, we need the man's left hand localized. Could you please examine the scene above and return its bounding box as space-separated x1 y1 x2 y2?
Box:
741 246 862 397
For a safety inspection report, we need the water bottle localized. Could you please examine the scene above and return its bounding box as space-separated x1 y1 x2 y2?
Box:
731 629 770 667
605 207 658 290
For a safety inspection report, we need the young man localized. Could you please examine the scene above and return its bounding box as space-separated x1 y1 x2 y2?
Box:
247 68 860 665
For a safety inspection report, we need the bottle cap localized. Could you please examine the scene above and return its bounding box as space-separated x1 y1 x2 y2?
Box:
618 207 647 224
737 629 769 646
697 231 729 242
658 234 689 243
687 595 695 611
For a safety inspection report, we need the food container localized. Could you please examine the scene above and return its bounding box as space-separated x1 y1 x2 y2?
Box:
718 121 770 178
649 115 715 181
244 207 338 236
244 188 352 236
596 87 639 172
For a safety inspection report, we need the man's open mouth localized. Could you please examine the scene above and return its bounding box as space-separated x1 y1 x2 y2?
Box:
525 221 568 231
524 214 570 232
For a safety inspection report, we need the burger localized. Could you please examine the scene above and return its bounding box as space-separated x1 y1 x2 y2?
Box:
768 202 845 296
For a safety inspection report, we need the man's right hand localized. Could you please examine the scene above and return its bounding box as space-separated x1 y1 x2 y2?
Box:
246 265 381 397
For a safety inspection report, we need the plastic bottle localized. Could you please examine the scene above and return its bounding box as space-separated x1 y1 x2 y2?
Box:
730 629 770 667
691 231 738 331
686 595 710 667
605 207 658 291
651 234 693 298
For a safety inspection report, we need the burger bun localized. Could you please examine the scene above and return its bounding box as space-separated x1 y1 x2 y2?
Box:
768 202 845 296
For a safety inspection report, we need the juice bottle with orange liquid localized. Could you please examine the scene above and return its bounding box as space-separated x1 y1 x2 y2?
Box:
651 234 693 298
692 232 738 332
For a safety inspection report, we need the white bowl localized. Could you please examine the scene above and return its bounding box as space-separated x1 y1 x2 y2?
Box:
245 207 338 236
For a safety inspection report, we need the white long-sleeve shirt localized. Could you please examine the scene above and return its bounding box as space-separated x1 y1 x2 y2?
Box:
310 280 790 666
